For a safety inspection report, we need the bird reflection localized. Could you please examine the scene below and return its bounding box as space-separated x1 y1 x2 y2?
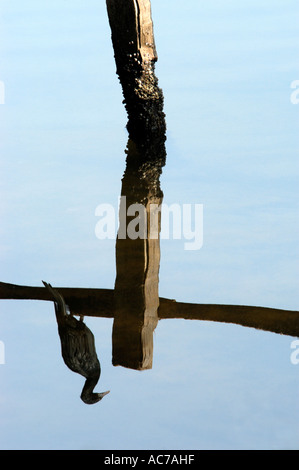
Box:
42 281 110 404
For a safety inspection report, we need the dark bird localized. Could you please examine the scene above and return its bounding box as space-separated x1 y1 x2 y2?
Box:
42 281 110 404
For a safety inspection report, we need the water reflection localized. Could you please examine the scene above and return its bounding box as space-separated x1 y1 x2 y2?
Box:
113 148 164 370
1 283 299 342
0 0 299 405
42 282 110 404
109 0 166 370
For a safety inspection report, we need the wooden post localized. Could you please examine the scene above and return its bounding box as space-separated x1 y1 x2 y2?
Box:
107 0 166 369
112 141 164 370
106 0 157 67
106 0 166 148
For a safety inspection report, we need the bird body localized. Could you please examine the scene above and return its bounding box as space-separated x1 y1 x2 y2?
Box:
42 281 110 404
57 314 100 379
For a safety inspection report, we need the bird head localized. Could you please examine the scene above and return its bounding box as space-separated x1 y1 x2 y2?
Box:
81 390 110 405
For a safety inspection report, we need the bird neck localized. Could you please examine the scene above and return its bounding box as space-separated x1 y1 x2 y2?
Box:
80 375 100 403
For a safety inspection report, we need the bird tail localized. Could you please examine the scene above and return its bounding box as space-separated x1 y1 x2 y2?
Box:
42 280 68 320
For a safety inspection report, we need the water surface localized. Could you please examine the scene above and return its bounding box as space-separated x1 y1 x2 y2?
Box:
0 0 298 450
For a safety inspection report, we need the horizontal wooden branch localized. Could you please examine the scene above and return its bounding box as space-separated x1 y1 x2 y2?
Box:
1 281 298 337
0 281 114 318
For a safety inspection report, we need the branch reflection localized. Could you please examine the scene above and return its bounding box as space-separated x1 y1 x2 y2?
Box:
1 282 299 338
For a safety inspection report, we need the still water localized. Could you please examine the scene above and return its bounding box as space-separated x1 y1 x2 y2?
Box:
0 0 299 450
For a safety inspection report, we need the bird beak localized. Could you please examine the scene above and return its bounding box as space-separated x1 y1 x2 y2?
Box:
100 391 110 399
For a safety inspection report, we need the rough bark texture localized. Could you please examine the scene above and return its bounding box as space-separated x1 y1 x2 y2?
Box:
106 0 166 159
112 142 163 369
106 0 167 368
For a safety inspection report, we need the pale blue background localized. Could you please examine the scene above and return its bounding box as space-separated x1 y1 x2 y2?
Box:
0 0 298 450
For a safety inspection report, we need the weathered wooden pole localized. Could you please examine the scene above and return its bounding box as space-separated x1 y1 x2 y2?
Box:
106 0 158 65
106 0 166 151
106 0 166 369
112 143 164 370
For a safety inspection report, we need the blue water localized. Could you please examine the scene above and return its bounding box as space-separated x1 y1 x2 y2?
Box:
0 0 298 450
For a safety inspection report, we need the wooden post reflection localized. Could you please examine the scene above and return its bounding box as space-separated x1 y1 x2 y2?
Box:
107 0 166 369
112 142 163 370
